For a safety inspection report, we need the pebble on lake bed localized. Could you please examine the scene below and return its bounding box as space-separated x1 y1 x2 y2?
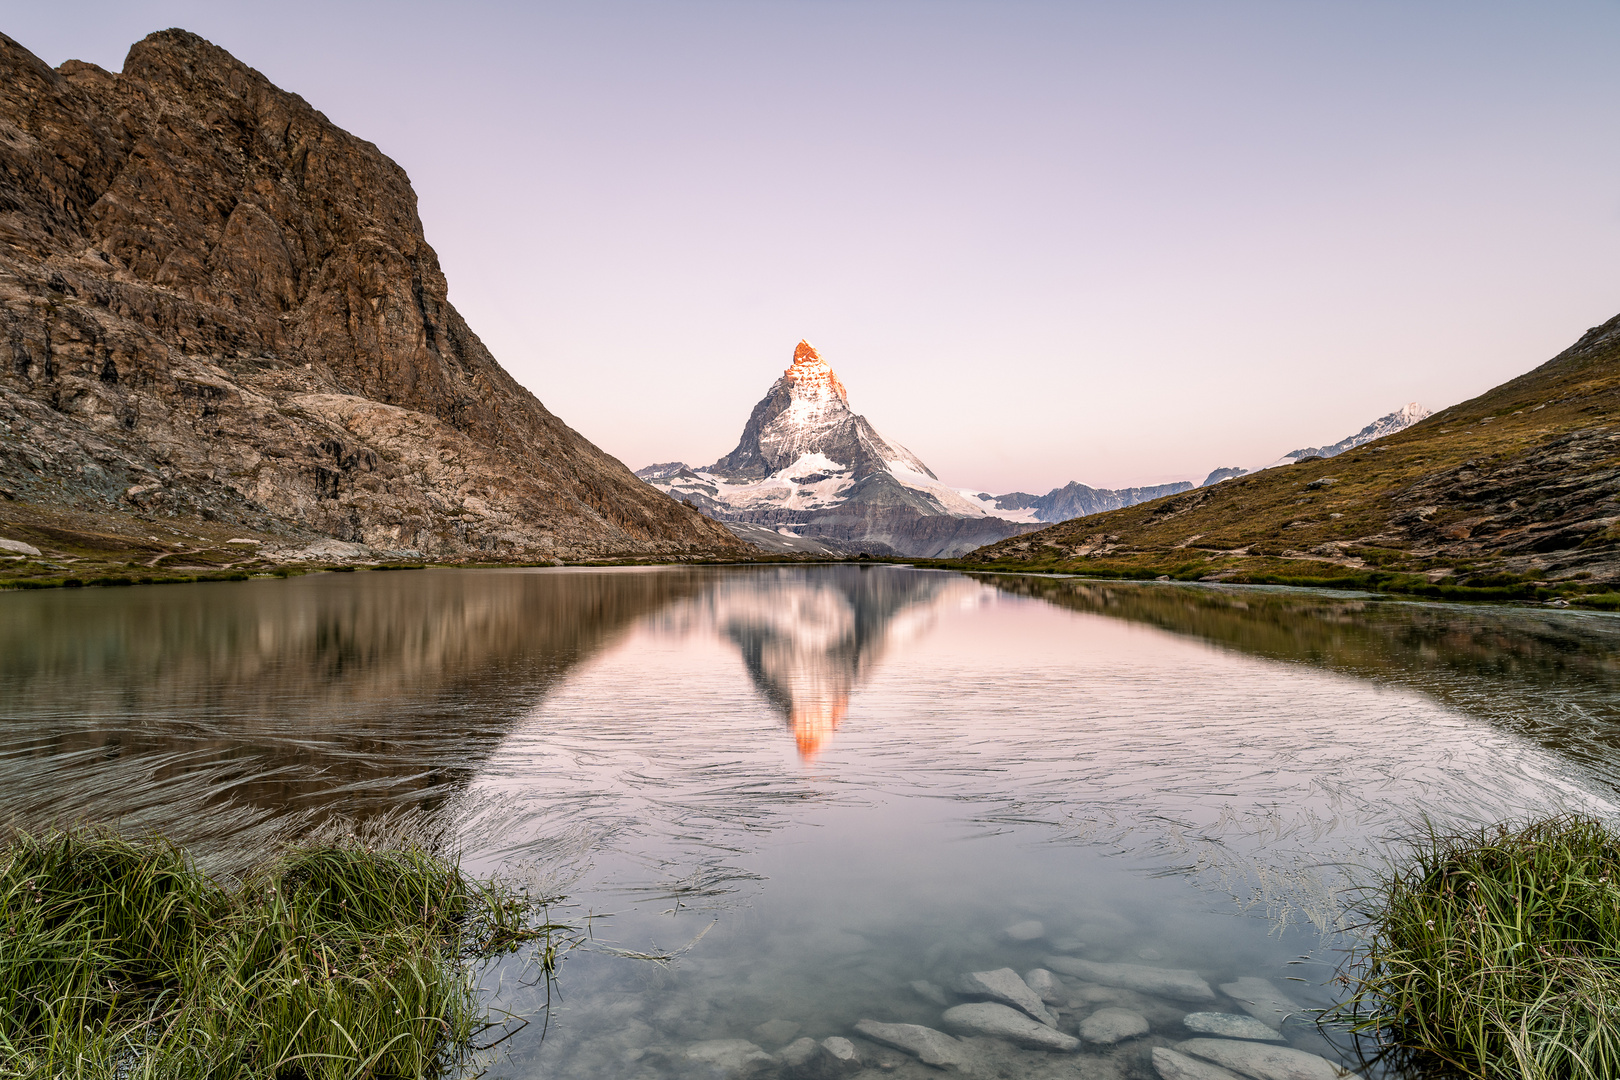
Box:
941 1002 1081 1051
1043 956 1216 1002
779 1037 844 1080
1176 1038 1344 1080
1022 967 1065 1004
822 1036 860 1066
682 1039 776 1078
1217 977 1302 1030
1182 1012 1286 1042
1152 1047 1248 1080
952 967 1059 1026
1003 918 1046 941
1078 1006 1149 1044
853 1020 968 1069
752 1019 802 1047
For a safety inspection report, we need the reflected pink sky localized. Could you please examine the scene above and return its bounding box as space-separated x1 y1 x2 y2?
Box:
10 2 1620 492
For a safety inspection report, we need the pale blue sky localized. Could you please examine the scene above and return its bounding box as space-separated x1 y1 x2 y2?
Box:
6 2 1619 493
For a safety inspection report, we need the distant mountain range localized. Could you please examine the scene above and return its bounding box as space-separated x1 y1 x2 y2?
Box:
640 342 1433 557
1197 402 1432 486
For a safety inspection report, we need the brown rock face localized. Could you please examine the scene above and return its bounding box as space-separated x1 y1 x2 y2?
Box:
0 29 742 559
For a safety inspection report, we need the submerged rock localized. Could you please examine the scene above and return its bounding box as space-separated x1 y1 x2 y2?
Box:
821 1036 861 1070
778 1037 838 1080
1078 1007 1149 1045
910 979 949 1005
752 1019 802 1048
1003 919 1046 941
941 1002 1080 1051
1182 1012 1286 1042
1022 968 1065 1004
1152 1047 1248 1080
1217 977 1303 1030
1043 956 1215 1002
853 1020 968 1069
1176 1038 1344 1080
682 1039 776 1078
953 967 1059 1025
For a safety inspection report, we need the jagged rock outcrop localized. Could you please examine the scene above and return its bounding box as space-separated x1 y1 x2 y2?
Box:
0 29 741 560
640 340 1036 557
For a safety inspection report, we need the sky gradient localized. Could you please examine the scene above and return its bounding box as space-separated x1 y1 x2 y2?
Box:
6 1 1620 494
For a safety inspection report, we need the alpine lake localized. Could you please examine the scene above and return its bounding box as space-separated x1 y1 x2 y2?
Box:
5 564 1620 1080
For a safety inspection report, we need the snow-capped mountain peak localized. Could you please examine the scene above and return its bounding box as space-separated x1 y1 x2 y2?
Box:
783 340 848 401
637 340 1039 556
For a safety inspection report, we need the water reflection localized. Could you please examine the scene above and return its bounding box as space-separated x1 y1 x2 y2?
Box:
984 575 1620 795
0 568 707 846
670 566 956 755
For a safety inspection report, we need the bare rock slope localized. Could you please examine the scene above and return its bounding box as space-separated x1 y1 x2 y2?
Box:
0 29 740 560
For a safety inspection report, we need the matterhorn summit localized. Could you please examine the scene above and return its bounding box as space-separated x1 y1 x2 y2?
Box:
638 340 1035 556
710 340 934 483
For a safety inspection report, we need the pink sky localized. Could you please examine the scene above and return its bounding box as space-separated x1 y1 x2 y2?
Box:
9 1 1620 494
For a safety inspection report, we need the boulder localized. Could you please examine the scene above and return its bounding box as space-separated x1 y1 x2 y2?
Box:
1043 956 1215 1002
1004 919 1046 941
941 1002 1080 1051
1182 1012 1286 1042
0 538 41 557
853 1020 968 1069
1078 1007 1149 1045
910 979 949 1005
953 968 1060 1026
1152 1047 1248 1080
1176 1038 1345 1080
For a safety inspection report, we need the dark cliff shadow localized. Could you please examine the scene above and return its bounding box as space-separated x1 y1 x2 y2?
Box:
985 574 1620 793
0 568 706 845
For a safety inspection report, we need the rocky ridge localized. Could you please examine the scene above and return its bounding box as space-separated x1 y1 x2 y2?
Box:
0 29 740 563
969 313 1620 586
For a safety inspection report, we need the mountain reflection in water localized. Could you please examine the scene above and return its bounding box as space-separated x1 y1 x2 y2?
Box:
666 566 956 756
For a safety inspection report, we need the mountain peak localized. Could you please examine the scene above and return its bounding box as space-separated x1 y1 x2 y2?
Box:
785 338 847 401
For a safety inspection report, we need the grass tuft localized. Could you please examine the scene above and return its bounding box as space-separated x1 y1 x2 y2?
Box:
1337 816 1620 1079
0 828 565 1079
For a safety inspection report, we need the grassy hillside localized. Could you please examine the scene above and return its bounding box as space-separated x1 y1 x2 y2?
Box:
967 312 1620 599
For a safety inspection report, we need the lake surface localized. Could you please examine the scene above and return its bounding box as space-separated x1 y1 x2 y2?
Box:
5 566 1620 1079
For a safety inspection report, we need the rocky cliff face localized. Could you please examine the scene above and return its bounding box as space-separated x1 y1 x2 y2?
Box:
640 340 1036 557
0 30 740 560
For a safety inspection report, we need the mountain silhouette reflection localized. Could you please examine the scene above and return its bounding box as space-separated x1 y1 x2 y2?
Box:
693 566 956 756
